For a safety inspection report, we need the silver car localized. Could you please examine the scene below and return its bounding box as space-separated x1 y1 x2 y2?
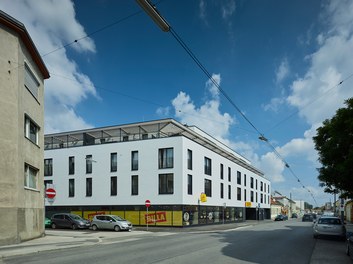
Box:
313 216 346 239
91 215 132 231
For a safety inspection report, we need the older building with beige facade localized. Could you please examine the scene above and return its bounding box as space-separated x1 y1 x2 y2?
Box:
0 10 49 245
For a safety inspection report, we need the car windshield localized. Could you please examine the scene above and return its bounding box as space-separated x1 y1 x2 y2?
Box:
318 218 341 225
70 214 83 220
112 216 125 221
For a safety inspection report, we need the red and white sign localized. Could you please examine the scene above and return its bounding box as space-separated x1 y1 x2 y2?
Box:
145 199 151 208
46 188 56 199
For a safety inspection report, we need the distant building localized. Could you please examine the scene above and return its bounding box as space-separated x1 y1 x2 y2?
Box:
44 119 271 226
272 195 296 218
0 10 50 245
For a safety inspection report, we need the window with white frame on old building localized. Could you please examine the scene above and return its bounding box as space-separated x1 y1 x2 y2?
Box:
24 164 38 189
24 62 39 99
24 115 39 145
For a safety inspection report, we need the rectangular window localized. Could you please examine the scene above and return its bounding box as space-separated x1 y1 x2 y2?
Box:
264 183 266 193
159 173 174 194
24 115 39 145
228 185 231 199
244 189 247 201
69 156 75 175
220 164 224 179
24 63 39 98
205 179 212 197
251 191 254 202
250 177 254 188
24 164 37 189
111 176 117 196
228 167 231 182
159 148 174 169
220 183 224 199
44 180 53 189
187 149 193 170
261 181 263 191
131 175 138 195
188 174 193 195
256 192 258 203
256 179 258 189
237 187 241 201
111 153 117 172
131 151 138 171
44 159 53 176
204 157 212 176
261 193 263 203
69 179 75 197
86 178 92 197
237 171 241 185
244 174 247 186
86 155 92 174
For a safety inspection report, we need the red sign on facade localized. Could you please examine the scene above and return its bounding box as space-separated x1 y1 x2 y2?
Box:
145 199 151 208
46 188 56 199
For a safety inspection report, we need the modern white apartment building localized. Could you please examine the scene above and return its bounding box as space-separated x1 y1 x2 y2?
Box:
44 119 271 226
0 10 50 245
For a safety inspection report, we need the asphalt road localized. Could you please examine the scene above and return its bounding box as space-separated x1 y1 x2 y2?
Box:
1 220 350 264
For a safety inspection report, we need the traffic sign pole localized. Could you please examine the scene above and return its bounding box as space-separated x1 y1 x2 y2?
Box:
145 200 151 231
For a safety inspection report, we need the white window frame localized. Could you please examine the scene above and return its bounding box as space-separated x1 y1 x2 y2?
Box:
25 115 39 145
24 62 40 99
24 163 38 190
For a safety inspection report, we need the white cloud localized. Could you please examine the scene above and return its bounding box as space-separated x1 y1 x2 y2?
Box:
0 0 98 133
199 0 207 22
262 97 285 112
221 0 236 20
256 152 286 183
275 58 290 84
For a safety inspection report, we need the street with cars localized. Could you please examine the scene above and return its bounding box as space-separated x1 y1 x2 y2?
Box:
1 217 352 264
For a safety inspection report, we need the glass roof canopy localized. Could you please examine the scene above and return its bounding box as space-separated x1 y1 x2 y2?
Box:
44 118 264 177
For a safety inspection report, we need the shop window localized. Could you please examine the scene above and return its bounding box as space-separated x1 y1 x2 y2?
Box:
159 173 174 194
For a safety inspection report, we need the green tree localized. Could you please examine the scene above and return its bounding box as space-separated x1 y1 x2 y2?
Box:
313 98 353 198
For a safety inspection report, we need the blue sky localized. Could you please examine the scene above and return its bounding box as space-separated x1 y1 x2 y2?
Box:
2 0 353 207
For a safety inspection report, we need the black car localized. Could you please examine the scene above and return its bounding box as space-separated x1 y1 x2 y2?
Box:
291 213 298 218
274 214 287 221
302 213 313 222
51 213 90 230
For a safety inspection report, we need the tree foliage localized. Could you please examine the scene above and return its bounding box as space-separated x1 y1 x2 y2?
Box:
313 98 353 198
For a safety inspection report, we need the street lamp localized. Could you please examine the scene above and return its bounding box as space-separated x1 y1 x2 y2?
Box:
136 0 170 32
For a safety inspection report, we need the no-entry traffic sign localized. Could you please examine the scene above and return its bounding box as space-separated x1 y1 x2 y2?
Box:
46 188 56 199
145 199 151 208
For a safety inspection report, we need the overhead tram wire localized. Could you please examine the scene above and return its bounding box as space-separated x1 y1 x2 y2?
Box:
136 0 319 206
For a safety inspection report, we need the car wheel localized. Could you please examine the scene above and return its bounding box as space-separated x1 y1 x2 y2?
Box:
51 223 56 229
72 224 77 230
114 225 121 232
92 224 98 231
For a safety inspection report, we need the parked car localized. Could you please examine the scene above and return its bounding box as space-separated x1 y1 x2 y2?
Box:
346 232 353 259
274 214 287 221
302 214 313 222
45 217 52 228
291 213 298 218
51 213 90 230
313 216 346 239
91 215 132 231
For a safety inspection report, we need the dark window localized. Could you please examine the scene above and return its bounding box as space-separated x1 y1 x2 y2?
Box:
111 153 117 172
251 191 254 202
69 156 75 175
188 174 193 195
131 175 138 195
205 179 212 197
159 173 174 194
86 178 92 197
69 179 75 197
228 167 231 182
131 151 138 171
204 157 212 176
159 148 174 169
44 180 53 189
220 183 224 199
111 176 117 196
237 187 241 201
256 192 258 203
244 189 247 201
264 183 266 193
220 164 224 179
86 155 92 174
261 181 263 191
44 159 53 176
244 174 247 186
256 179 258 189
261 193 263 203
187 149 192 170
250 177 254 188
237 171 241 185
228 185 231 199
25 115 39 145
